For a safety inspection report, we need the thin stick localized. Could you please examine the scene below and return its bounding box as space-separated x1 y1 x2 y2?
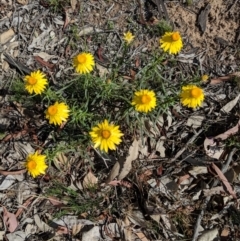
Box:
192 148 237 241
169 129 203 163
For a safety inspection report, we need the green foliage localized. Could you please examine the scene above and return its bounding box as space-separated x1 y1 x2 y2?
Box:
45 0 70 12
45 181 102 218
149 19 173 36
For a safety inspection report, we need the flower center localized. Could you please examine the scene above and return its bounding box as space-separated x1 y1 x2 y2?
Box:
27 160 37 170
102 130 111 139
77 55 87 64
48 106 58 116
28 77 37 85
190 88 202 98
141 95 151 104
172 32 180 41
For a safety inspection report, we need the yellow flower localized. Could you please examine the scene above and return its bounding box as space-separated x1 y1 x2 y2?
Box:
45 102 70 126
201 75 209 82
131 89 157 113
73 52 95 74
123 31 135 44
159 31 183 54
24 70 48 94
25 152 48 178
180 85 204 108
89 119 123 153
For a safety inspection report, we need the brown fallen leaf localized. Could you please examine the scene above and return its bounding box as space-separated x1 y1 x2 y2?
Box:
211 163 237 199
138 169 152 182
63 9 70 30
56 226 69 235
34 56 55 70
210 72 240 85
0 169 26 176
177 174 190 185
108 180 133 188
220 227 230 241
15 197 34 218
3 207 19 233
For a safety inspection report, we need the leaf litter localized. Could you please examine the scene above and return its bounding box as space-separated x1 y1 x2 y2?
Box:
0 0 240 240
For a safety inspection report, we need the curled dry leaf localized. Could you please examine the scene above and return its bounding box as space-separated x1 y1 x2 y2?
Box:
3 207 18 233
211 163 237 199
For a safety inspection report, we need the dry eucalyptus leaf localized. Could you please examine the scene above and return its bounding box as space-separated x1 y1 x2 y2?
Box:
203 186 224 197
33 52 57 61
3 206 18 233
82 170 98 189
211 163 237 199
34 214 53 232
56 216 93 226
6 231 26 241
82 226 102 241
117 139 139 180
204 119 240 159
0 175 16 190
25 224 37 236
186 115 205 128
16 0 28 4
70 0 77 10
79 26 103 36
155 137 166 157
53 152 69 172
135 231 149 241
198 227 218 241
189 166 208 178
220 93 240 113
0 29 15 44
106 139 139 182
96 63 109 77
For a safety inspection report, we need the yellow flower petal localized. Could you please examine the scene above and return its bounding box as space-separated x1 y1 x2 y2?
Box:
73 52 95 74
89 119 123 153
131 89 157 113
159 31 183 54
24 70 48 95
45 102 70 126
123 31 135 44
180 85 204 109
25 152 48 178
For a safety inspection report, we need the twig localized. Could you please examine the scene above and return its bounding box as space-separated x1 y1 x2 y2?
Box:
169 129 203 163
192 148 237 241
92 146 110 169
